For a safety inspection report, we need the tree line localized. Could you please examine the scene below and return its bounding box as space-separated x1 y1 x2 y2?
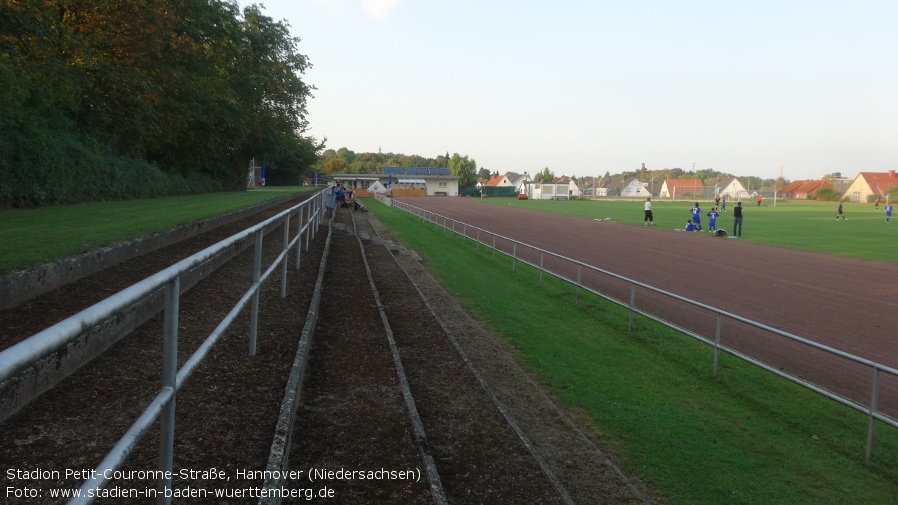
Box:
318 148 479 187
0 1 321 207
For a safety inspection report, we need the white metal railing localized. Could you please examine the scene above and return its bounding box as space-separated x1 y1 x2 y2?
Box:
0 191 325 504
383 196 898 461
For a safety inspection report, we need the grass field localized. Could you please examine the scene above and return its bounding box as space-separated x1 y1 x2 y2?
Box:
475 197 897 263
372 198 898 505
0 187 313 275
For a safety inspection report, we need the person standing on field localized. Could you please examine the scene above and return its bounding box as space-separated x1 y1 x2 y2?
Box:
837 202 846 220
886 202 893 223
690 202 703 231
707 207 720 232
644 197 654 225
733 202 744 237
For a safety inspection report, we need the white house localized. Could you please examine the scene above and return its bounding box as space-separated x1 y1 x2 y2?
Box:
620 178 650 198
508 173 532 194
530 182 571 200
485 174 513 188
554 176 581 198
716 177 751 200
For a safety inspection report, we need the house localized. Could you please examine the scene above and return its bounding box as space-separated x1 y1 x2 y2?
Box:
715 177 751 201
530 181 571 200
659 179 705 199
507 173 532 194
619 178 649 197
843 171 898 202
777 180 835 199
554 176 581 198
484 174 513 187
591 175 615 197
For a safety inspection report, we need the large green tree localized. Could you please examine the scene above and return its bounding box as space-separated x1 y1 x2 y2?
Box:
0 0 320 206
448 153 478 187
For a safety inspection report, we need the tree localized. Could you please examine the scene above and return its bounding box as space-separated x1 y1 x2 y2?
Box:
448 153 477 187
534 167 554 182
323 157 348 174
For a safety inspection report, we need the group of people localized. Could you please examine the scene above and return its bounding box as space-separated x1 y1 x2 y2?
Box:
331 184 367 212
685 201 742 236
643 197 743 237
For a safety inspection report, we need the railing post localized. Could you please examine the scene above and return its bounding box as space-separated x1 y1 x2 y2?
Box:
249 230 263 356
576 265 582 305
295 207 303 269
713 312 722 375
539 252 544 285
512 243 517 272
306 203 312 251
866 368 881 461
628 283 636 333
158 276 179 505
281 212 290 298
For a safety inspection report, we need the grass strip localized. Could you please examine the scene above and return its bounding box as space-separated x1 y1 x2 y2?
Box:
0 187 312 275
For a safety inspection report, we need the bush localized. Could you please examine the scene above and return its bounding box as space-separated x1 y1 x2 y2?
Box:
0 126 222 207
814 188 842 202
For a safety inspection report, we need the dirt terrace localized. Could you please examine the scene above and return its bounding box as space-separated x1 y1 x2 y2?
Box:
0 198 654 504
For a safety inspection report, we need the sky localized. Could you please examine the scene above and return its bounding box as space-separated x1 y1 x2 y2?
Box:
255 0 898 181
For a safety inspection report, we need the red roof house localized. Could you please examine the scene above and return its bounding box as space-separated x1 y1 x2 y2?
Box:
778 180 835 199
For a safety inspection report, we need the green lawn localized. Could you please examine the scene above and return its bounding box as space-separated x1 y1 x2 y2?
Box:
372 198 898 505
0 187 314 275
476 198 897 263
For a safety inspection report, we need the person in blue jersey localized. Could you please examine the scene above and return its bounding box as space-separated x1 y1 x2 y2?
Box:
690 202 703 231
707 207 720 232
886 202 893 223
684 220 696 232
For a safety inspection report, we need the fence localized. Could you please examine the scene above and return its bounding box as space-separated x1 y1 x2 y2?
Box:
0 191 325 504
380 195 898 461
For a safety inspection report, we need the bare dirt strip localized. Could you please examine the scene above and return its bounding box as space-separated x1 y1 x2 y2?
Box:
393 197 898 418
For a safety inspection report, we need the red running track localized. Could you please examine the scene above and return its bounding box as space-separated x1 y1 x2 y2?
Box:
395 197 898 418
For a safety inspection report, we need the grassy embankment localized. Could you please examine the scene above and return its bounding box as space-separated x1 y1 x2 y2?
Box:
0 187 314 275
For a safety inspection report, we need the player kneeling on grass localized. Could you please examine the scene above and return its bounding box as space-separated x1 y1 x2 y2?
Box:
684 221 697 232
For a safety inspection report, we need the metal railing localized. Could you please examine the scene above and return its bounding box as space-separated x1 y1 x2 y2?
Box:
382 196 898 461
0 191 325 504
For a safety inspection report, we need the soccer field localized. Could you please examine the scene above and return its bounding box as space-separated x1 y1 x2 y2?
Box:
477 197 897 263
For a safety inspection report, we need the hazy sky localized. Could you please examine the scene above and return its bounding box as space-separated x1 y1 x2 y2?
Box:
257 0 897 181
